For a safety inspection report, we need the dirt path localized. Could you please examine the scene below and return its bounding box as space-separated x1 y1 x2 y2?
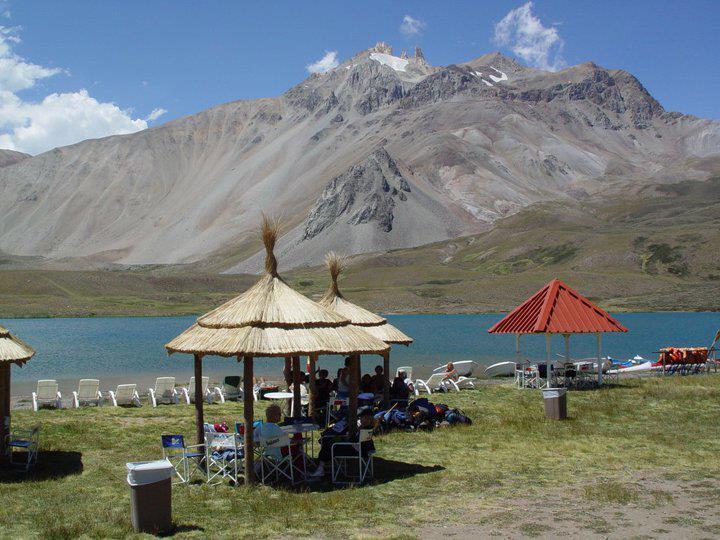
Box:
420 475 720 539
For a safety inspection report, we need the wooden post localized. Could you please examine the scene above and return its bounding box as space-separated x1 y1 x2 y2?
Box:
382 350 390 408
348 354 359 437
307 354 317 419
0 363 10 461
243 355 255 485
193 354 204 447
597 333 603 386
291 355 301 418
283 356 293 417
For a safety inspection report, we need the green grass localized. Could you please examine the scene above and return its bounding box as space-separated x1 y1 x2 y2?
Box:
2 375 720 538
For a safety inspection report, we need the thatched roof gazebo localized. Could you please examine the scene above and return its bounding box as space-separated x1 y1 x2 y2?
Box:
0 325 35 461
318 253 412 406
165 218 389 484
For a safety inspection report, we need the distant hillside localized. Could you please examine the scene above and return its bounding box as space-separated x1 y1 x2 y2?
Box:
0 150 30 168
0 177 717 317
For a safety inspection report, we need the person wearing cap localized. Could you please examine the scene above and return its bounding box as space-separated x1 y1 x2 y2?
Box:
310 406 376 478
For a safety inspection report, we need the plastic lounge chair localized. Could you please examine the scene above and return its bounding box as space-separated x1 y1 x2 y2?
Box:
72 379 102 408
32 380 62 411
6 426 39 471
414 373 456 395
205 432 243 485
181 376 215 405
149 377 179 407
108 384 141 407
455 376 476 389
216 376 242 403
331 429 374 485
161 434 206 484
396 366 413 380
258 430 294 484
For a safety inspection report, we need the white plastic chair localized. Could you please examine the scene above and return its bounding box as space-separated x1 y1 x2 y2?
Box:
455 376 477 389
72 379 102 408
6 426 39 471
258 430 294 484
396 366 413 380
149 377 179 407
32 380 62 411
181 376 216 404
215 376 242 403
414 373 457 395
108 384 141 407
331 429 374 485
205 432 242 485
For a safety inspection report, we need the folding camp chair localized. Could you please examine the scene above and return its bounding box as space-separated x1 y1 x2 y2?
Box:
331 429 374 485
32 380 62 411
72 379 102 408
149 377 179 407
205 432 242 485
161 434 205 484
108 384 141 407
181 376 215 404
326 396 348 425
258 430 294 484
6 426 39 471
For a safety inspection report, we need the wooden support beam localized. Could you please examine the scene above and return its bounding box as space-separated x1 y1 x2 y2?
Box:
0 363 10 461
243 355 255 484
348 354 359 437
193 354 204 447
382 350 390 408
307 354 317 419
291 355 301 418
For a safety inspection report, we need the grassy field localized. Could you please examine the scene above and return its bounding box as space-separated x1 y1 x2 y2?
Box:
2 375 720 538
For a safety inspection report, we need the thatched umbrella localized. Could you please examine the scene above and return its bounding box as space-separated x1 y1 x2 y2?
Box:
318 253 413 407
165 217 389 484
0 325 35 461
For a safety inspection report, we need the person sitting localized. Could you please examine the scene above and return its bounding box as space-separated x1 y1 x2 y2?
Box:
443 362 459 381
390 370 412 402
370 365 385 395
360 373 373 394
311 406 376 478
313 369 333 423
253 403 287 462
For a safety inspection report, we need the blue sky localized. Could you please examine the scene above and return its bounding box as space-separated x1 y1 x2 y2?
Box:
2 1 719 154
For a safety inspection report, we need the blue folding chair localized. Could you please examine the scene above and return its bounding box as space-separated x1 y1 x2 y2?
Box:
161 434 205 484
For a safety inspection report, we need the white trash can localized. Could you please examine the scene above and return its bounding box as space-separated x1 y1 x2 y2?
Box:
126 460 174 534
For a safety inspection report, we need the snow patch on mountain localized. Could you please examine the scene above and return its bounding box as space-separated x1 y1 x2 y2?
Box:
370 53 409 72
488 67 508 83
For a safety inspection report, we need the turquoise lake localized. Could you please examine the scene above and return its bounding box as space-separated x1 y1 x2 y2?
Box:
3 313 718 394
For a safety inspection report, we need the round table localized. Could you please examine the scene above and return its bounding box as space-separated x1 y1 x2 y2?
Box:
264 391 294 400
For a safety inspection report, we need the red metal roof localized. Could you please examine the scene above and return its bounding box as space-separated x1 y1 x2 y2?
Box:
488 279 628 334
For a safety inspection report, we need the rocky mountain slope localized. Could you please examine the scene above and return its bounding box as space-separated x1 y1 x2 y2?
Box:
0 150 30 168
0 43 718 272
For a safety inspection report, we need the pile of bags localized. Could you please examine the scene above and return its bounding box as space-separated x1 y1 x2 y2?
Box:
374 397 471 434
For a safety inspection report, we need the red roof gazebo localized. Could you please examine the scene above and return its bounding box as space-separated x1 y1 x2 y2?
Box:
488 279 627 386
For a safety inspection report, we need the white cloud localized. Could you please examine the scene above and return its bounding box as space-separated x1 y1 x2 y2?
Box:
306 51 339 74
145 107 167 122
400 15 426 37
0 25 162 155
493 2 565 71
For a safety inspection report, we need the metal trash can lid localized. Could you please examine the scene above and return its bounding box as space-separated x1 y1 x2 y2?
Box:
542 388 567 398
126 459 174 486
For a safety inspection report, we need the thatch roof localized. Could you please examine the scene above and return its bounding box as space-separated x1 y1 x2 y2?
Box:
0 325 35 365
318 252 413 346
166 218 390 358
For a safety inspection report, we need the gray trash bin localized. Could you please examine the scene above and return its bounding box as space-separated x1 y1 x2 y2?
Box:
126 460 174 534
542 388 567 420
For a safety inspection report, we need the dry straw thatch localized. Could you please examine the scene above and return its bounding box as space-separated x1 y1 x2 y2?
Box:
166 217 390 357
0 325 34 365
319 252 413 345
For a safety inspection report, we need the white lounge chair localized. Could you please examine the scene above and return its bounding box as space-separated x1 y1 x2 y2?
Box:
414 373 458 395
108 384 141 407
149 377 179 407
72 379 103 408
396 366 413 379
455 376 477 389
32 380 62 411
215 376 242 403
182 376 216 405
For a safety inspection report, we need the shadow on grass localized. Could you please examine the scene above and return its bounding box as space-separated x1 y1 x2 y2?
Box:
279 456 444 493
0 450 83 483
159 524 204 537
